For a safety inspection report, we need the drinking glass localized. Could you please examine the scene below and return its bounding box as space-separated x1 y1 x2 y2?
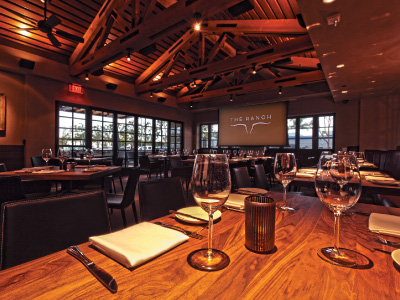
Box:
42 148 52 169
57 147 68 170
255 150 260 157
274 153 297 211
188 154 231 271
86 148 94 169
315 154 362 267
233 150 237 157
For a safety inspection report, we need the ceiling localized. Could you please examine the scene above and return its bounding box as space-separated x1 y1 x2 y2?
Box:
4 0 392 109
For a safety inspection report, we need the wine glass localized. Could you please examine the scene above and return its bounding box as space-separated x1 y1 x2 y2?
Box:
188 154 231 271
86 148 94 169
233 150 237 157
315 154 362 267
255 150 260 157
274 153 297 211
57 147 68 170
42 148 52 169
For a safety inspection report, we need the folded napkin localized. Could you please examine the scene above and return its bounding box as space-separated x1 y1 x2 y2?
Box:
365 176 395 182
225 193 247 209
296 173 315 178
369 213 400 238
89 222 189 268
32 170 65 174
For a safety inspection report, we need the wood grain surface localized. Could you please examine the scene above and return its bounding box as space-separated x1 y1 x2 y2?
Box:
1 191 400 299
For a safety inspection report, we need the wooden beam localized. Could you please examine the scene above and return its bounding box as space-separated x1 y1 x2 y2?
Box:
111 8 131 32
135 35 314 94
206 34 236 57
70 0 129 65
200 19 307 37
198 33 205 66
132 0 141 27
94 16 115 52
220 74 234 86
162 53 178 78
142 0 157 21
279 57 320 70
135 29 197 84
70 0 243 77
177 70 325 103
204 34 227 64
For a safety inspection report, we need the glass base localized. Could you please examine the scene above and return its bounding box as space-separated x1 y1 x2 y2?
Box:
317 247 357 267
277 205 295 212
187 248 230 271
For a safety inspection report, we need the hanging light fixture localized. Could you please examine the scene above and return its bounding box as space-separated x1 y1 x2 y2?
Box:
126 48 132 61
278 86 282 95
85 71 89 81
229 94 233 102
194 12 202 31
252 64 257 74
150 91 153 97
193 80 197 88
189 101 193 108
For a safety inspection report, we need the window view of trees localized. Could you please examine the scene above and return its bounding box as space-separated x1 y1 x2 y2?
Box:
318 115 334 149
155 120 168 153
299 117 313 149
200 123 218 149
170 122 182 153
92 110 113 157
58 105 86 154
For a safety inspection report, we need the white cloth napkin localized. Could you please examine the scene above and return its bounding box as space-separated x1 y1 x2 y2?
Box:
296 173 314 178
369 213 400 237
225 193 247 209
89 222 189 268
365 176 395 182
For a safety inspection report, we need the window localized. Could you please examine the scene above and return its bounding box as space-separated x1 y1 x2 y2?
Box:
170 122 182 153
299 117 313 149
200 123 218 149
138 117 153 155
285 118 296 149
56 102 183 165
318 115 334 149
155 119 168 153
58 105 86 155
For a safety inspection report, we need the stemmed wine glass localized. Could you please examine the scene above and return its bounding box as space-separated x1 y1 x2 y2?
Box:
274 153 297 211
315 154 362 267
188 154 231 271
42 148 52 169
57 147 68 170
86 148 94 169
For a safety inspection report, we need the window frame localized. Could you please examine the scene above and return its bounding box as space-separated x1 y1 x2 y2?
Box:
200 123 219 149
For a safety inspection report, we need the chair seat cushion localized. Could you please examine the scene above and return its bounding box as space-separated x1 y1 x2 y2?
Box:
107 194 123 207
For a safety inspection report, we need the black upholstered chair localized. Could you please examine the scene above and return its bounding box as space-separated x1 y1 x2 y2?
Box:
138 177 186 222
0 163 7 172
107 157 124 194
107 167 140 227
0 176 26 204
254 164 269 190
139 155 162 180
31 156 46 167
233 167 252 189
169 156 183 168
0 190 111 270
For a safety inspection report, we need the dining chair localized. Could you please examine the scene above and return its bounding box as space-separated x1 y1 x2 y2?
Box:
0 190 111 270
138 177 187 222
263 158 275 186
107 167 140 227
139 155 162 180
0 176 26 204
0 163 7 172
107 157 124 194
233 167 252 189
169 156 183 168
254 164 270 190
31 156 46 167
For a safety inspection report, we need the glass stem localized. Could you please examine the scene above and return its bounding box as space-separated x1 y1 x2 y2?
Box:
333 211 341 255
207 212 214 259
282 185 287 207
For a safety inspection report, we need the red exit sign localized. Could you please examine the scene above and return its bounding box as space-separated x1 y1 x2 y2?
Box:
69 83 84 94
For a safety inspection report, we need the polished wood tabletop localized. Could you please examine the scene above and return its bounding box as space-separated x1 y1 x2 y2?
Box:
1 166 121 181
1 192 400 299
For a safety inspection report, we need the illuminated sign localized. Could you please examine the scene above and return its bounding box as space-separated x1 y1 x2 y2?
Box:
68 83 84 94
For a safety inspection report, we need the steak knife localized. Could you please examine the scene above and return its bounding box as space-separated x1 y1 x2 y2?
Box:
67 245 118 293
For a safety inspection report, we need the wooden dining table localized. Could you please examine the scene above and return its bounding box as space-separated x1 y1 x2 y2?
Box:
1 191 400 299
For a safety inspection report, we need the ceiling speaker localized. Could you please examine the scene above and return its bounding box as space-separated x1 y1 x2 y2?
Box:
106 83 118 90
19 58 35 70
157 97 166 103
228 0 254 17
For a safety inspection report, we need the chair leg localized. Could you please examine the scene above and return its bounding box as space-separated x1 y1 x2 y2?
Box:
119 176 124 192
132 203 138 224
112 178 116 194
121 208 127 228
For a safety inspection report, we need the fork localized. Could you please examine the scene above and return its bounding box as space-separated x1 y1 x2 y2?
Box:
365 226 400 246
154 222 204 240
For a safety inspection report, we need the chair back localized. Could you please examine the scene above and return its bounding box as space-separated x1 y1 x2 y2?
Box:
120 167 140 208
0 190 111 270
254 164 269 190
0 163 7 172
233 167 252 189
31 156 45 167
0 176 26 204
113 157 124 167
139 177 186 221
139 155 150 168
170 156 183 168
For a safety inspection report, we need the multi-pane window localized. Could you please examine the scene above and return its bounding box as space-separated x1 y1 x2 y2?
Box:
58 105 86 156
92 110 113 157
299 117 313 149
170 122 182 153
285 118 296 149
117 114 135 167
318 115 334 149
138 117 153 155
155 120 168 153
200 123 218 149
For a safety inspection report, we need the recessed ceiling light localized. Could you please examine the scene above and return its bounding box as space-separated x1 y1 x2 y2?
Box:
370 80 376 83
323 0 335 3
336 64 345 68
194 23 201 31
341 90 348 94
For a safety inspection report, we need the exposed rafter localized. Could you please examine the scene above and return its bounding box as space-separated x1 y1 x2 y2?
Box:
177 70 325 103
135 35 314 94
69 0 244 77
200 20 307 36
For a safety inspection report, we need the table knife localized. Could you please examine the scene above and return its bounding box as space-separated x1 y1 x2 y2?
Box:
67 245 118 293
169 210 208 222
